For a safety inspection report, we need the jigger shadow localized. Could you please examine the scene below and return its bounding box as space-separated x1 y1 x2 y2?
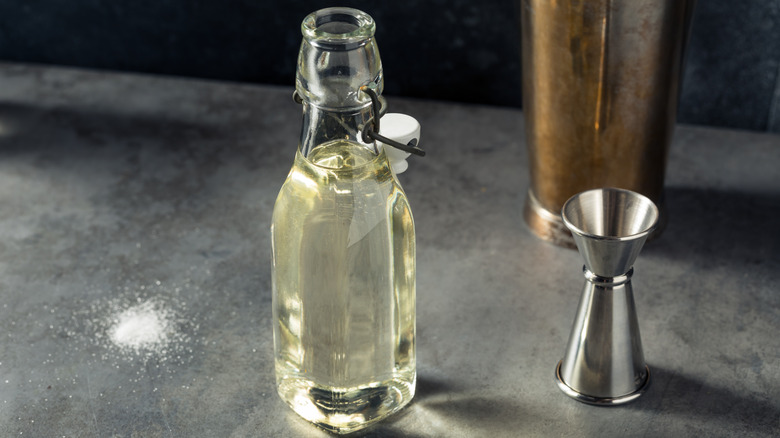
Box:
645 187 780 271
629 366 780 435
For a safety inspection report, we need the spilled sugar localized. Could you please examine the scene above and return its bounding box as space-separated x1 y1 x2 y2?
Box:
58 278 203 369
108 299 171 354
4 275 213 424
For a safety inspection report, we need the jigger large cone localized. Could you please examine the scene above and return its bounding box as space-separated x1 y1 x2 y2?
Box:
556 188 659 405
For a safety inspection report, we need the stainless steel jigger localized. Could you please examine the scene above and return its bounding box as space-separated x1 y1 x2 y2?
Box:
555 188 660 405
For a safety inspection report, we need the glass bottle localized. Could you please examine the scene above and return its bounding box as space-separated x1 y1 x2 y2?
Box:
271 7 416 434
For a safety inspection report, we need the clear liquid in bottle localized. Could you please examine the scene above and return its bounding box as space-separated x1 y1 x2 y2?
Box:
272 140 416 434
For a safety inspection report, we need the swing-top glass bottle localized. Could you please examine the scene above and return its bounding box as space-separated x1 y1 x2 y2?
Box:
271 7 416 434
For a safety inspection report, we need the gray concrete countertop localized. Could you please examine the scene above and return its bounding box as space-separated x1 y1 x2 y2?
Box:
0 63 778 437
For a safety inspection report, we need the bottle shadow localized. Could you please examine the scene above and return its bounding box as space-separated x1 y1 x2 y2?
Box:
357 374 554 437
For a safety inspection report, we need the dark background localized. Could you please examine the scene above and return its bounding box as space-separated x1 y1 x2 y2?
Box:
1 0 779 132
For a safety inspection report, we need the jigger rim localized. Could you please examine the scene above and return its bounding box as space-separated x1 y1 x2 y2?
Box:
561 187 659 242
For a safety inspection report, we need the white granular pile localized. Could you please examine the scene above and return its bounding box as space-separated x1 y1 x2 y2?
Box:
108 300 171 353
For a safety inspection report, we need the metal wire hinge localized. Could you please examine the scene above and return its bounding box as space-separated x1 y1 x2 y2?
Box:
292 89 425 157
359 86 425 157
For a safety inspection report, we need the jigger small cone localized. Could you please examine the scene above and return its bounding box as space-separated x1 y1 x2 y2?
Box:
556 188 659 405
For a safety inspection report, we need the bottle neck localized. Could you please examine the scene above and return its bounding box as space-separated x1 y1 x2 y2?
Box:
295 7 385 158
299 98 389 158
296 8 383 109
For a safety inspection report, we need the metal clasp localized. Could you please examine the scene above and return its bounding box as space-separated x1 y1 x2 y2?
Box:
359 86 425 157
292 88 425 157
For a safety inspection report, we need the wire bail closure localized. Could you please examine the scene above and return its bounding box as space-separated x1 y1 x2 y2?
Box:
359 86 426 157
292 88 425 157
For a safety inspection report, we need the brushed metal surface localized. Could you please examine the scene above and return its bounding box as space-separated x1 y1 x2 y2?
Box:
556 188 658 404
562 187 658 277
521 0 695 247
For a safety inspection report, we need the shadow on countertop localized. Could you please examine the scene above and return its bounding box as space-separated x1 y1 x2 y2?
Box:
645 186 780 271
630 366 780 434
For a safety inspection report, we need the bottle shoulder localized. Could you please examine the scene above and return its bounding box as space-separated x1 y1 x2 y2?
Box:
272 143 413 220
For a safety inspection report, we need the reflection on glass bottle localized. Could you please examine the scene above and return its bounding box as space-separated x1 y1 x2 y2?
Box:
271 7 416 434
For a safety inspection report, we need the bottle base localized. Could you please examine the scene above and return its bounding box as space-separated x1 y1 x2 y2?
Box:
277 374 415 434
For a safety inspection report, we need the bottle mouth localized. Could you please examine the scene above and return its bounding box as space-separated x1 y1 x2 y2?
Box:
302 7 375 49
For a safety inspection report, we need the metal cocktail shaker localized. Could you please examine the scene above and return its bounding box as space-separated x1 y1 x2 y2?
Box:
520 0 696 247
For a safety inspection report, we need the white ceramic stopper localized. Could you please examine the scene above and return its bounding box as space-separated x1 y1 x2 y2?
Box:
378 113 420 174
